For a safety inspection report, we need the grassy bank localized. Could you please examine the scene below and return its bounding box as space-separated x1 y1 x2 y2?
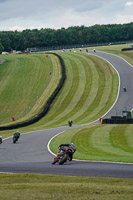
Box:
17 52 118 131
0 173 133 200
0 52 118 134
0 53 61 125
50 124 133 163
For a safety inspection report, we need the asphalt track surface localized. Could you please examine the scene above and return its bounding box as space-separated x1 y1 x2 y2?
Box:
0 51 133 178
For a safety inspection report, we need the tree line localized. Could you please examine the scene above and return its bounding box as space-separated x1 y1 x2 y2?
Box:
0 22 133 53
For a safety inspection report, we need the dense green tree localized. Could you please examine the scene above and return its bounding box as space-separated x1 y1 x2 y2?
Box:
0 41 3 53
0 32 11 51
0 22 133 51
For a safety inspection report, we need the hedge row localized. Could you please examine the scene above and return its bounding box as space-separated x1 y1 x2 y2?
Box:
0 53 66 130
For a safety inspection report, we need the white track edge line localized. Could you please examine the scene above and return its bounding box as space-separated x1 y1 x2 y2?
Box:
47 131 64 156
92 50 133 111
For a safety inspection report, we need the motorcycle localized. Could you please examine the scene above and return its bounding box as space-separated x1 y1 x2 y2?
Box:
52 147 73 165
13 132 20 143
0 136 2 144
68 120 72 127
123 87 127 92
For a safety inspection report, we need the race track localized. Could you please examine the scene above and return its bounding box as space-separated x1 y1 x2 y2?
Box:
0 51 133 178
88 51 133 118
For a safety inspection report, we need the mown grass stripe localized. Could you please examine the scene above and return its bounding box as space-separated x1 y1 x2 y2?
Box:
27 55 61 116
43 53 101 127
126 125 133 148
30 52 118 129
44 53 99 127
41 55 79 126
52 56 87 125
85 58 114 121
75 55 118 124
0 53 61 127
110 125 133 153
0 60 17 96
1 55 50 121
74 55 106 123
46 58 73 115
50 124 133 163
64 55 98 122
30 58 74 127
42 53 94 127
91 125 133 158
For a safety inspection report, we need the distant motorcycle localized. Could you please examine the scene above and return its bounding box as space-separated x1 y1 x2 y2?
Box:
0 136 2 144
68 120 73 127
123 87 127 92
13 132 20 143
52 146 73 165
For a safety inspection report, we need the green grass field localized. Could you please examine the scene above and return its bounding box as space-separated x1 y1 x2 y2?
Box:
0 52 118 131
0 174 133 200
17 52 118 130
50 124 133 163
0 53 61 125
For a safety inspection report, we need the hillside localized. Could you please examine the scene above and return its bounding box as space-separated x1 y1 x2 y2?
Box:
0 53 61 125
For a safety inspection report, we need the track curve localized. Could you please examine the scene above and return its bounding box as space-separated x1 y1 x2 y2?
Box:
88 51 133 118
0 51 133 178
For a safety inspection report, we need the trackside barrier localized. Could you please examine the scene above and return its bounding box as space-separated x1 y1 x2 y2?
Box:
0 136 2 144
121 48 133 51
102 118 133 124
0 53 66 130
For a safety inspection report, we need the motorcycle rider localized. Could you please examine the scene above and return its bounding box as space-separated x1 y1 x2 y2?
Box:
59 143 76 161
123 87 127 92
14 131 20 139
13 131 20 143
68 120 73 127
52 143 76 164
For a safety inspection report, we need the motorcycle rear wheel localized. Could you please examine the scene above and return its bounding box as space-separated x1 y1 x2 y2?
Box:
13 137 17 143
58 153 68 165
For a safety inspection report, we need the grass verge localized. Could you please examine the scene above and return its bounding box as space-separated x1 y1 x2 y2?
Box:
0 173 133 200
50 124 133 163
0 53 61 125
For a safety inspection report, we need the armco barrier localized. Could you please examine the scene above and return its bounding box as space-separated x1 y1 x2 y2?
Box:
102 118 133 124
121 48 133 51
0 53 66 130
